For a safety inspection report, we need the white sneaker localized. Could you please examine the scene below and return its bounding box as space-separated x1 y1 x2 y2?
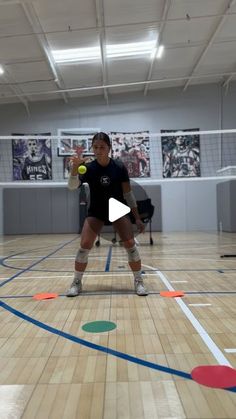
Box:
66 279 82 297
134 279 148 296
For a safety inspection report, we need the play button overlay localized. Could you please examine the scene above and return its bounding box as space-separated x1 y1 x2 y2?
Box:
84 179 153 244
109 198 130 222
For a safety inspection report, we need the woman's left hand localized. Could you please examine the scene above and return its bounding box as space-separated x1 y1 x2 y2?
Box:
136 219 145 233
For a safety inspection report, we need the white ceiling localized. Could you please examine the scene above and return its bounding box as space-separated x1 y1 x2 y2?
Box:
0 0 236 108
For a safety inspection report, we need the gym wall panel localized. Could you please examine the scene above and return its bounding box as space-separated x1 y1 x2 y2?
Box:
229 181 236 231
217 180 236 232
186 181 217 230
3 189 21 235
35 189 52 234
0 188 3 235
161 182 186 231
143 185 161 231
51 188 68 233
3 186 80 234
19 189 37 234
1 178 234 234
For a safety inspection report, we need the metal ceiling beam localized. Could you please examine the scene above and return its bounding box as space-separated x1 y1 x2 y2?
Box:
183 0 236 91
1 1 236 34
222 71 235 87
21 2 68 103
2 35 236 67
144 0 171 96
2 70 236 100
95 0 109 104
0 0 26 3
1 66 30 114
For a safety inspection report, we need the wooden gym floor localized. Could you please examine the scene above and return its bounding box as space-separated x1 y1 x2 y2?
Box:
0 232 236 419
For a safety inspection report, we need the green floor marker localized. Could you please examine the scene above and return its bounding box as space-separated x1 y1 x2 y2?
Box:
82 320 117 333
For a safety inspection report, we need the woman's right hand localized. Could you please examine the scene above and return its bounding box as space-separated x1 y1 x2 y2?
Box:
70 154 91 176
69 155 84 175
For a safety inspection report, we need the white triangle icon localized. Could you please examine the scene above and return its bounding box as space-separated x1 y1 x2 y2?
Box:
109 198 130 222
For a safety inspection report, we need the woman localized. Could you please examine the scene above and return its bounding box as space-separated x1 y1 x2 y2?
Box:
67 132 148 296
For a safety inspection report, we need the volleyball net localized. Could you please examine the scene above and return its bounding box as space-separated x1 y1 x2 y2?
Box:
0 129 235 182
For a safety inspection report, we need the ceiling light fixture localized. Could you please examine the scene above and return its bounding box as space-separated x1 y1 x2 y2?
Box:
106 40 157 58
156 45 164 59
52 47 101 63
51 41 164 64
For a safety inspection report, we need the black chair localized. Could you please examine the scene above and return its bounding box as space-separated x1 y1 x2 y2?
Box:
95 198 155 246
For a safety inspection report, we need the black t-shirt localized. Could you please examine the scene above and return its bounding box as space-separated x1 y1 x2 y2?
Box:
80 158 129 221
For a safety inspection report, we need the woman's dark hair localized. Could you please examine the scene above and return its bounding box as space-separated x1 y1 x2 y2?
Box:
92 132 111 148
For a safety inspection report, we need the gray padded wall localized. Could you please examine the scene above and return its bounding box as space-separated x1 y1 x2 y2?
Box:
162 182 186 231
3 178 234 234
36 189 51 233
3 185 161 234
20 189 37 234
186 181 217 231
143 185 162 231
217 180 236 232
3 187 80 234
4 189 21 235
228 181 236 231
51 189 68 233
161 178 219 231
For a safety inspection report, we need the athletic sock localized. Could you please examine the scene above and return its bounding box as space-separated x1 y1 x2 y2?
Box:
133 270 143 282
74 271 84 282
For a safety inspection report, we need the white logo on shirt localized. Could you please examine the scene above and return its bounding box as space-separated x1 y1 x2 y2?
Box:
100 175 110 186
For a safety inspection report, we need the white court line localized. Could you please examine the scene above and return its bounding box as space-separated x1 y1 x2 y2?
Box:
170 280 188 283
0 275 73 280
224 349 236 353
0 237 28 245
143 262 232 367
10 256 110 260
188 303 212 307
141 255 232 262
86 273 132 277
10 257 75 260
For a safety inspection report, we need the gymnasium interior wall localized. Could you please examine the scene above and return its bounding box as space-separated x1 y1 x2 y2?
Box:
0 83 236 234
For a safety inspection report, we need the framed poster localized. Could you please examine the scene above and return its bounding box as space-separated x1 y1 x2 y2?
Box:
63 152 96 179
57 128 99 156
161 129 200 178
63 156 71 179
110 131 150 178
12 133 52 181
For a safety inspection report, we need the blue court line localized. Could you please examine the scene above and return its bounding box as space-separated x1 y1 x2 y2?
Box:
0 299 236 393
105 246 112 272
0 238 78 288
0 240 80 273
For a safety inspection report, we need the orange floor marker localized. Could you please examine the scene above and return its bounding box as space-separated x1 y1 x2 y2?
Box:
191 365 236 388
33 293 58 300
160 290 184 298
